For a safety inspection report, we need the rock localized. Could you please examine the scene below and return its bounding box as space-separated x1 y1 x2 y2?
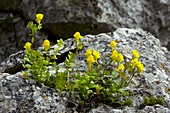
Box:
8 0 170 46
1 0 170 62
0 12 48 63
0 0 20 11
140 105 170 113
0 28 170 112
0 72 66 112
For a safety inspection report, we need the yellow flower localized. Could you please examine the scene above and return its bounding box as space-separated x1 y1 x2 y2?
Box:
36 13 44 24
24 42 32 52
131 58 139 67
111 50 124 63
137 62 144 74
74 32 83 43
131 58 144 74
86 55 95 72
109 40 117 50
87 55 95 63
93 50 100 62
42 39 50 52
117 53 124 63
110 50 118 62
85 49 92 58
117 64 124 72
132 50 139 59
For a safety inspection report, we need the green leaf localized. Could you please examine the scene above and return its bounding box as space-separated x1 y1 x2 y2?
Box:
27 21 33 28
87 89 92 94
22 71 28 76
25 64 31 68
56 66 60 71
42 60 49 65
77 43 83 50
50 55 57 60
118 88 124 93
112 70 116 75
85 86 89 90
38 24 42 30
57 38 64 46
97 65 102 71
103 70 110 75
24 57 30 62
31 37 34 43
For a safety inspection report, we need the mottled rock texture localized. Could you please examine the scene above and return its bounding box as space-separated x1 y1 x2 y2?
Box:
0 28 170 112
0 0 170 63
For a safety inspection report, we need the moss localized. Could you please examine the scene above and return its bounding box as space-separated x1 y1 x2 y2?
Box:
144 96 164 106
157 97 164 105
120 98 133 106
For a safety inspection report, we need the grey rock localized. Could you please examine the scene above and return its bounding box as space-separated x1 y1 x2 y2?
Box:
89 105 122 113
0 72 66 112
1 0 170 63
0 28 170 112
139 105 170 113
18 0 170 49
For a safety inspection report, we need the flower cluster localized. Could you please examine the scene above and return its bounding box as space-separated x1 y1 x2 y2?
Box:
24 38 51 54
130 50 144 74
85 49 100 71
110 50 124 63
109 41 124 64
109 41 125 78
117 63 125 73
109 40 144 82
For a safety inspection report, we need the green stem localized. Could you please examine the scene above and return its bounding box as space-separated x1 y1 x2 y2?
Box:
67 70 70 91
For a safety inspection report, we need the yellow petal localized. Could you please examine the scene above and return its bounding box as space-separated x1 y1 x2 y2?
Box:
109 40 117 50
87 55 95 63
36 13 44 24
24 42 32 51
93 50 100 61
132 50 139 59
117 64 124 72
74 32 82 43
36 13 44 20
85 49 92 58
42 39 50 51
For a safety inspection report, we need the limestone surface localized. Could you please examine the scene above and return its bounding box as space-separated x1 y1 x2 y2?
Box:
0 28 170 112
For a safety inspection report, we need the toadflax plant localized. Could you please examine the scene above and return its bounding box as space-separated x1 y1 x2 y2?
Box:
22 13 145 112
72 40 144 111
22 13 64 86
